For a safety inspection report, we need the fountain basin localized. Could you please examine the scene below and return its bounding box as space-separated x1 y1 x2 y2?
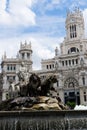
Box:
0 110 87 130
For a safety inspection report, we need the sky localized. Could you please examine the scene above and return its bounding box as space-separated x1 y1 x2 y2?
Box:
0 0 87 70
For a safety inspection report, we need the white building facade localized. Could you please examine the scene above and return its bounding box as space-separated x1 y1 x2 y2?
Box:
1 8 87 105
1 41 32 100
38 8 87 105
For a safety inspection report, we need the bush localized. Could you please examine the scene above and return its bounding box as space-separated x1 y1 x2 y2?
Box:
66 101 76 109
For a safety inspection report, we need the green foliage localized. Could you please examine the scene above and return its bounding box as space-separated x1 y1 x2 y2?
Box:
66 101 76 109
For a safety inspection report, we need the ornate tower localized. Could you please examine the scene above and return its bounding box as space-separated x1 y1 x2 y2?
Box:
66 8 84 40
61 8 86 55
19 41 33 70
1 41 33 100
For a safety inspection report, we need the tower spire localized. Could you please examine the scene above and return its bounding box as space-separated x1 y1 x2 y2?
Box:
66 8 84 40
55 47 59 56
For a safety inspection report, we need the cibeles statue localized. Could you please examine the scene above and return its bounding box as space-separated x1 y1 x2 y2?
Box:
16 62 31 96
3 62 68 110
18 62 29 84
8 62 30 98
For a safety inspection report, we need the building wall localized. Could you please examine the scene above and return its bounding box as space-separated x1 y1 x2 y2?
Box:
1 41 33 100
40 8 87 105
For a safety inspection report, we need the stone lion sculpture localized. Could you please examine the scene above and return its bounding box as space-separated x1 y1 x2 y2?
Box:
26 74 58 97
27 73 41 96
9 73 58 98
40 75 58 96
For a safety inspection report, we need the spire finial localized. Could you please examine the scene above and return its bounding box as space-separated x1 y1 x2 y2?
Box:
55 47 59 56
25 40 27 45
4 51 6 59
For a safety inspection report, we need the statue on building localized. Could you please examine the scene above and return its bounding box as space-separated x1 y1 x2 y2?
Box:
55 47 59 57
55 61 58 71
17 62 29 84
80 57 84 66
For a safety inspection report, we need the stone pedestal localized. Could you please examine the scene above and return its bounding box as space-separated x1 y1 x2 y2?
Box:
0 110 87 130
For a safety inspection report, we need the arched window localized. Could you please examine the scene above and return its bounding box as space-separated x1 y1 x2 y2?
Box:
27 53 30 59
72 59 74 65
82 76 85 85
50 65 51 69
47 65 48 69
69 60 71 65
70 26 71 32
68 47 79 54
64 77 79 88
22 53 25 59
74 25 76 31
70 24 77 38
84 91 86 101
76 59 78 64
71 47 76 52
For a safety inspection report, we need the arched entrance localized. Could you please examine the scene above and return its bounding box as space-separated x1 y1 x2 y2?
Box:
64 77 80 105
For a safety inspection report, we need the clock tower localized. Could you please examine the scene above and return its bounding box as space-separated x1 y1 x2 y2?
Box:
66 8 84 40
60 8 86 55
40 8 87 105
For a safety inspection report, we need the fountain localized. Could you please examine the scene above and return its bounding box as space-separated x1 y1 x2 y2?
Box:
74 105 87 110
0 62 87 130
0 110 87 130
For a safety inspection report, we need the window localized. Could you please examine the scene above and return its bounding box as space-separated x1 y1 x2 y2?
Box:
13 76 15 80
64 92 67 96
70 25 77 39
72 59 74 65
47 65 48 69
76 59 78 64
22 53 25 59
7 65 9 70
84 95 86 102
7 76 16 82
62 61 64 66
7 65 16 71
53 64 54 68
6 93 9 99
82 77 85 85
69 92 75 97
11 66 12 70
74 25 76 31
68 47 79 54
14 66 16 70
27 53 30 58
84 91 86 101
69 60 71 65
7 76 9 80
71 47 76 53
50 65 51 69
65 60 67 66
77 92 79 95
70 26 71 32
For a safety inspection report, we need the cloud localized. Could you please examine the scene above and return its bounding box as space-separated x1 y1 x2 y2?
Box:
0 0 36 27
0 0 65 71
46 0 61 10
35 15 65 37
1 0 87 71
0 33 63 70
51 0 60 4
